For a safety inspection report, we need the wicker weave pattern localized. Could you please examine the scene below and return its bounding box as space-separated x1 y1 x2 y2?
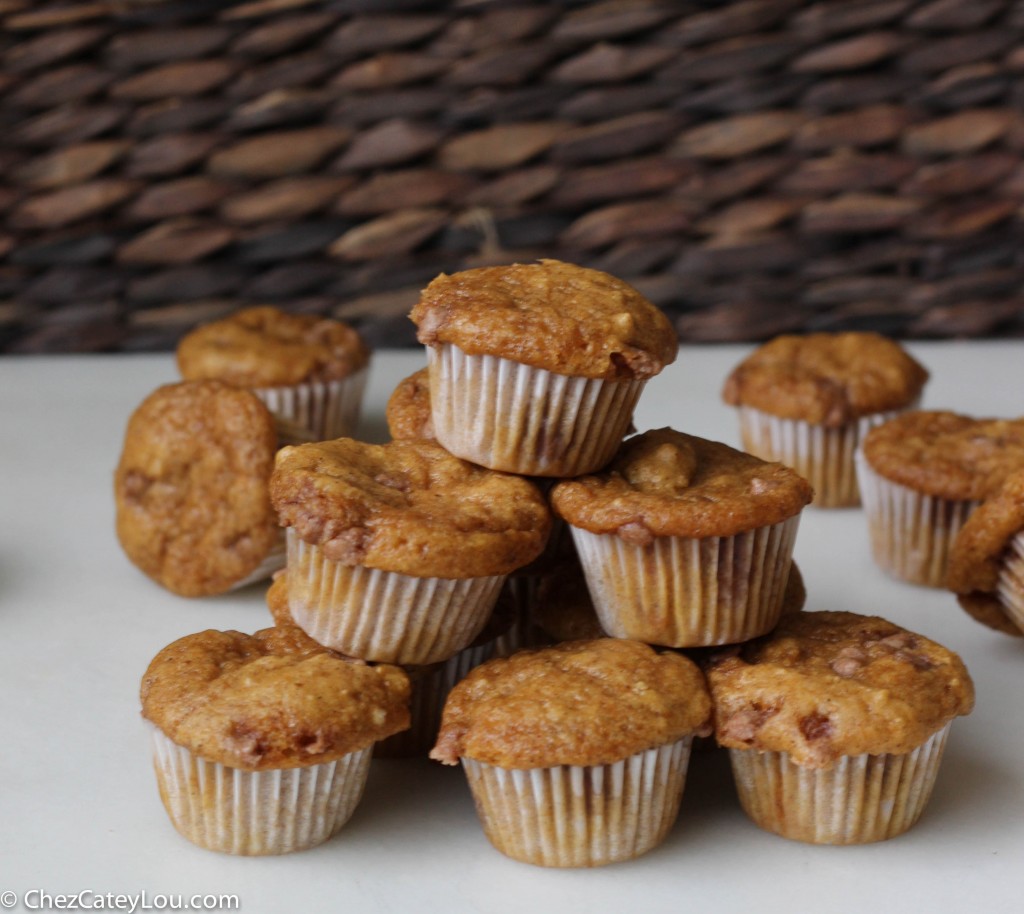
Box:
2 0 1023 352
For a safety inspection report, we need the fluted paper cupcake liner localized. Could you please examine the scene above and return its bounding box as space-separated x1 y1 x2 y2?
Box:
461 737 693 867
256 367 368 443
738 404 915 509
569 516 800 647
287 531 505 664
149 725 372 856
855 452 979 588
226 528 286 592
375 641 495 758
996 531 1024 630
728 724 951 845
427 343 644 477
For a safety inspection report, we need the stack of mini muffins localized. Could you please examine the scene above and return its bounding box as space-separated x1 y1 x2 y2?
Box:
127 264 976 864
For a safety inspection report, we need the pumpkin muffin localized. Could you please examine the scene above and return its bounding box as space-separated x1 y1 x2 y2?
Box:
141 625 409 855
947 468 1024 637
706 611 974 845
723 332 927 508
409 259 677 476
114 380 284 597
857 410 1024 587
431 638 712 867
177 305 370 441
551 428 813 647
270 437 551 665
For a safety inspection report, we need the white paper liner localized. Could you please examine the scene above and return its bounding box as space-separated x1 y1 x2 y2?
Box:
996 530 1024 631
287 531 505 664
738 405 914 509
375 640 495 758
226 528 286 592
855 452 979 588
461 737 693 867
728 724 951 845
569 515 800 647
149 725 372 855
427 344 644 477
255 366 369 442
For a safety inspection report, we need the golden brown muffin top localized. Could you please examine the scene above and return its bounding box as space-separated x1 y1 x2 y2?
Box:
409 260 677 380
271 437 551 578
385 367 434 441
722 332 928 426
431 638 711 768
862 410 1024 501
551 428 813 541
114 381 280 597
141 626 410 771
266 570 293 627
177 305 370 387
706 611 974 768
947 470 1024 637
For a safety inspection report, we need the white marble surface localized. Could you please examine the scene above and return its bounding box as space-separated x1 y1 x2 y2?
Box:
0 342 1022 913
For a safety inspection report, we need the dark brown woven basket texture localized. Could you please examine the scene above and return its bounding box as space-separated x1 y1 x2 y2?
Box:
3 0 1024 353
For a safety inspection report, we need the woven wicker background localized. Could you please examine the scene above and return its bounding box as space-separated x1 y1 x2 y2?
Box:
2 0 1024 353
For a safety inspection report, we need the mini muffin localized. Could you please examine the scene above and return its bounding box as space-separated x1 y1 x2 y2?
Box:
551 428 813 647
723 332 928 508
431 638 712 867
706 611 973 845
409 259 677 477
385 366 434 441
270 437 551 665
857 411 1024 587
141 625 409 855
114 380 284 597
947 468 1024 637
177 305 370 441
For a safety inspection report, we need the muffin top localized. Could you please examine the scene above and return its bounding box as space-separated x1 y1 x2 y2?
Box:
551 428 813 541
385 367 434 441
862 410 1024 501
409 260 677 380
722 332 928 426
141 626 410 771
706 611 974 768
947 469 1024 637
430 638 712 768
177 305 370 387
114 380 280 597
270 437 551 578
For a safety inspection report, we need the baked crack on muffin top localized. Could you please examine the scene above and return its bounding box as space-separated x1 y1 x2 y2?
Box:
722 332 928 426
862 410 1024 501
409 259 678 380
705 611 974 768
271 437 552 578
177 305 370 388
551 428 813 542
141 626 410 771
